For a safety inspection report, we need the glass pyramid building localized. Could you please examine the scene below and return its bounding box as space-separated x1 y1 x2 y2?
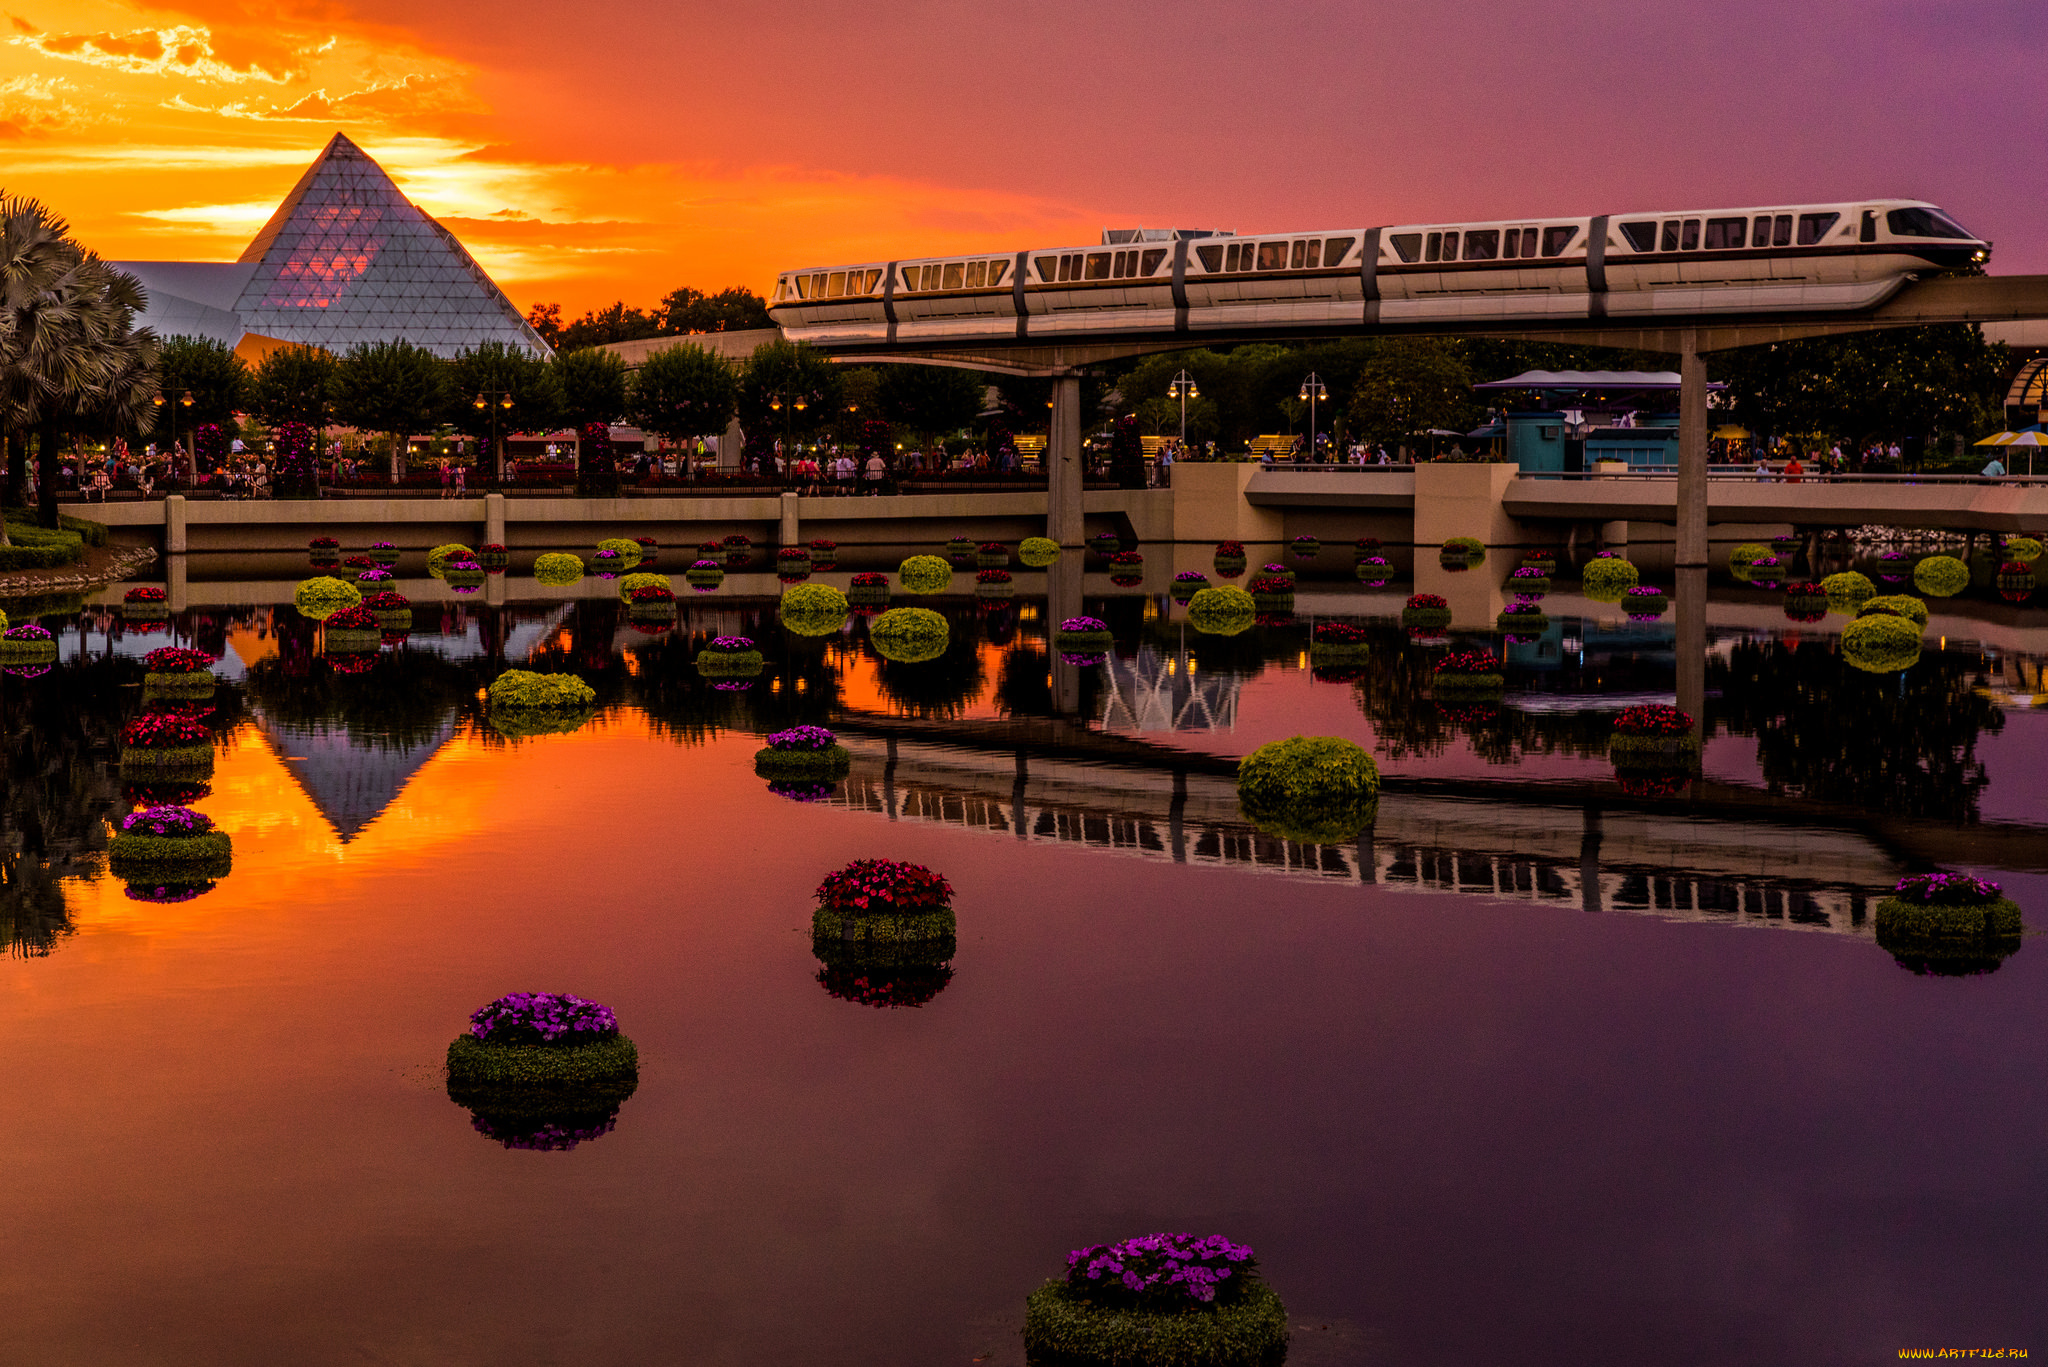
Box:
119 133 549 359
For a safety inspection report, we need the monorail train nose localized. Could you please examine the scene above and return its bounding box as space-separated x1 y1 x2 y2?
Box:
1973 243 1992 264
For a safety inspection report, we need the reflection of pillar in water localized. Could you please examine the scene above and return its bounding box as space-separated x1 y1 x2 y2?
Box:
484 568 506 608
1579 805 1603 914
1411 547 1505 631
884 735 898 819
1674 564 1706 739
166 553 189 615
1169 768 1187 863
1047 552 1084 715
1013 750 1029 841
1357 827 1376 883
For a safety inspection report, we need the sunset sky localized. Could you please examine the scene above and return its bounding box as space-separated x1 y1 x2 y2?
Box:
2 0 2040 318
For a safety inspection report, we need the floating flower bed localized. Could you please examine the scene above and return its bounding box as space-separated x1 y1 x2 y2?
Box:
776 546 811 565
1248 574 1294 611
975 541 1009 568
1782 581 1830 622
122 584 169 618
475 543 508 569
369 541 401 566
426 543 475 577
1609 703 1700 767
122 880 216 904
1507 566 1549 596
626 583 678 620
0 622 55 665
293 575 361 622
485 670 598 738
807 538 836 566
1186 586 1255 637
355 567 393 585
1841 613 1923 674
975 568 1014 597
1996 561 2035 600
446 992 639 1150
722 534 752 549
815 962 954 1009
143 647 217 694
1623 584 1668 619
1873 872 2024 975
342 554 375 570
1355 555 1393 585
1091 531 1123 554
1237 735 1379 845
811 859 956 973
1743 554 1784 588
898 554 953 594
1771 534 1802 555
683 558 724 590
767 779 836 802
1728 542 1770 571
847 571 890 606
1171 569 1208 603
1024 1232 1286 1367
696 540 722 557
1432 649 1504 699
1290 534 1319 558
1019 536 1060 568
695 634 764 677
309 536 339 550
1308 622 1370 665
870 607 949 663
1213 540 1247 576
534 552 584 587
945 535 975 557
119 711 214 776
1521 549 1556 571
323 603 383 652
1581 557 1639 603
615 571 673 605
1875 549 1912 584
754 724 851 781
1441 536 1484 559
594 538 643 569
780 583 849 635
1858 594 1929 628
108 804 231 879
588 548 626 579
2004 535 2043 564
1053 615 1114 652
1354 536 1382 555
1912 554 1970 598
361 590 412 630
1400 593 1452 632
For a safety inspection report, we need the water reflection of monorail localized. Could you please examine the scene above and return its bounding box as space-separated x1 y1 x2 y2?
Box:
834 739 1897 938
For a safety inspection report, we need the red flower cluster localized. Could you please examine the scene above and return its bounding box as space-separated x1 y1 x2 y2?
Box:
979 542 1005 554
809 539 836 552
343 554 375 568
976 568 1012 584
1104 550 1143 565
815 859 954 913
697 540 722 554
142 647 214 673
325 604 378 630
122 713 209 748
1434 650 1501 675
722 534 752 547
361 590 410 610
1785 582 1827 598
776 547 811 561
1613 703 1694 736
1407 593 1448 610
124 586 166 603
1354 537 1381 552
851 572 888 587
308 537 339 549
630 583 676 603
1249 575 1293 594
633 537 657 549
1215 541 1245 556
1312 622 1369 644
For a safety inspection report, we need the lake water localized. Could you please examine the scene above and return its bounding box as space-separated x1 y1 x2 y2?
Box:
3 541 2044 1365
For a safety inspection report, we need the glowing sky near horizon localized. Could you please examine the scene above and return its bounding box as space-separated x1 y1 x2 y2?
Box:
2 0 2041 317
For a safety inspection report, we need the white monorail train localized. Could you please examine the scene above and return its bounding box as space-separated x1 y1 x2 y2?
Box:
768 200 1989 347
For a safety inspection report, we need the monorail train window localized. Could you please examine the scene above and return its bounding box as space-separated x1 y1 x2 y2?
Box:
1034 256 1058 282
1796 212 1838 245
1860 210 1877 243
989 261 1010 286
1389 233 1421 262
1084 252 1112 280
942 263 964 289
1681 220 1700 251
791 276 808 299
1886 207 1973 239
826 272 846 298
1542 225 1578 256
1463 230 1498 260
1424 233 1442 262
1324 237 1355 265
1620 222 1657 252
1195 244 1224 271
1660 221 1679 252
1289 241 1304 268
1141 248 1168 274
1503 230 1519 259
1442 232 1461 260
965 261 986 288
1257 242 1288 270
812 273 828 296
1771 216 1791 247
1703 218 1746 250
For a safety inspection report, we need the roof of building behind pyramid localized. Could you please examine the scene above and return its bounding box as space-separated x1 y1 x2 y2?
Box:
117 132 549 360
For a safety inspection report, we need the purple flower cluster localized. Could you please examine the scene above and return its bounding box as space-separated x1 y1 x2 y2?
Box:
1892 872 2003 907
1066 1233 1257 1307
468 992 620 1047
708 635 754 651
768 725 837 752
1174 570 1208 583
123 881 214 903
1261 562 1288 573
691 558 721 570
358 568 393 582
447 559 481 572
5 623 53 641
120 805 215 838
1625 585 1665 598
470 1112 618 1151
1059 650 1108 666
1510 566 1547 580
593 549 622 561
1059 616 1108 633
371 542 396 550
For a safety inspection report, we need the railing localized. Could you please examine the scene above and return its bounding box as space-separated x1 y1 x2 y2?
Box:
1518 468 2048 485
1245 462 1418 473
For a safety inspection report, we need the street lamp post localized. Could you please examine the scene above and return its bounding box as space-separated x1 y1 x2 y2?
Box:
150 387 195 488
1167 370 1199 448
473 390 514 484
1298 373 1328 462
767 389 808 485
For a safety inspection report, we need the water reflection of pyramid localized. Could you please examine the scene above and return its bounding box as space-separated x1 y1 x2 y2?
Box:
256 714 459 841
230 133 548 358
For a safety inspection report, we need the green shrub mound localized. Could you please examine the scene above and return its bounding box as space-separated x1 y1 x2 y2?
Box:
1912 554 1970 598
1858 594 1929 628
1237 735 1380 846
426 543 475 574
533 552 585 586
616 572 671 603
1820 571 1875 611
1441 536 1485 556
1023 1279 1290 1367
811 906 957 970
695 648 765 677
755 744 851 780
898 554 953 594
684 564 725 588
1580 558 1640 602
488 704 598 739
108 831 233 879
0 636 58 664
1433 672 1504 698
2003 536 2043 564
119 746 214 776
446 1033 639 1092
1496 611 1550 634
1875 894 2023 945
1019 536 1061 568
594 538 643 568
488 669 597 709
1505 574 1550 594
143 671 216 698
293 576 362 621
1609 732 1703 764
1841 614 1923 673
324 627 383 653
0 520 88 569
1400 606 1452 631
1186 586 1256 637
1054 627 1116 651
1728 542 1770 569
870 607 949 663
779 584 850 635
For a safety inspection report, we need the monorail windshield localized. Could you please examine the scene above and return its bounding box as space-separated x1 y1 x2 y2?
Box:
1887 207 1973 240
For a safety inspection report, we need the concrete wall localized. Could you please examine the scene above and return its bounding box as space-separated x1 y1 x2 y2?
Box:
1171 463 1284 543
1412 462 1521 547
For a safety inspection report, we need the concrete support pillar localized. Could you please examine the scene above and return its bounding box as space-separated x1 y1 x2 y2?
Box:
1677 328 1709 569
779 492 800 547
1675 564 1707 743
484 567 506 608
1047 550 1084 715
1047 372 1084 546
166 554 188 615
484 492 506 547
163 494 187 554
